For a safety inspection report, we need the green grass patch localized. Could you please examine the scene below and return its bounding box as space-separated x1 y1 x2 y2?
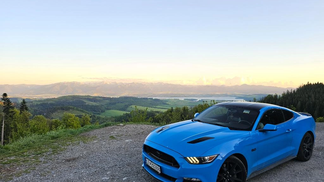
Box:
126 105 167 112
164 99 203 108
100 110 129 117
109 135 116 139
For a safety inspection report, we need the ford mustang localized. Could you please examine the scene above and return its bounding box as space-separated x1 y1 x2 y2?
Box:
142 102 316 182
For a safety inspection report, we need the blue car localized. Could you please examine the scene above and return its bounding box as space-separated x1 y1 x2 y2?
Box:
142 102 316 182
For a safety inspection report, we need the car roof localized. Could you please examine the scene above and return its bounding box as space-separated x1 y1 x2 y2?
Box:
216 102 277 110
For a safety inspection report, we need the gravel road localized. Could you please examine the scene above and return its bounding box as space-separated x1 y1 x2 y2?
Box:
8 123 324 182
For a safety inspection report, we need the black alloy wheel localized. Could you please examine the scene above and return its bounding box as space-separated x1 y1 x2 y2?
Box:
297 132 314 161
217 156 247 182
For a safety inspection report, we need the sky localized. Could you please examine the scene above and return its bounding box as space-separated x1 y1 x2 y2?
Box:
0 0 323 88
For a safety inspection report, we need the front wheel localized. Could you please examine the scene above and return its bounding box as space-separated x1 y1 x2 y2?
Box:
296 132 314 161
217 156 247 182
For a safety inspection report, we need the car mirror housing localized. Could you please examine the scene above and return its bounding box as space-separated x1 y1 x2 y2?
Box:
194 113 200 118
259 124 277 132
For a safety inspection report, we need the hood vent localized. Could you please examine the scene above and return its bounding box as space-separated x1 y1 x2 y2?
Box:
188 137 214 144
156 126 170 133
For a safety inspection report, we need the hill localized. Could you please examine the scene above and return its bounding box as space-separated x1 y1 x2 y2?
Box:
26 95 205 120
260 82 324 118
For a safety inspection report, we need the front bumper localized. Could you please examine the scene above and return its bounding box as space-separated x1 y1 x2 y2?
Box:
142 140 222 182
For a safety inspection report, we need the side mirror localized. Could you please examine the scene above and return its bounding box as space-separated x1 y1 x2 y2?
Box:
194 113 200 118
259 124 277 132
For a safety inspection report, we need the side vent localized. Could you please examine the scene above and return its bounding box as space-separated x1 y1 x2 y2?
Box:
188 137 214 144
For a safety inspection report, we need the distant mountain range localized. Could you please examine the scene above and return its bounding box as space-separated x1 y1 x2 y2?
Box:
0 82 292 98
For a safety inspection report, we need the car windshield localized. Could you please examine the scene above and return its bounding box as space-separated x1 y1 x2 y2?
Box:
194 105 259 131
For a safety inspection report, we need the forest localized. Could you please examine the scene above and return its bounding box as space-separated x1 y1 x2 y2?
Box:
0 94 91 145
260 82 324 119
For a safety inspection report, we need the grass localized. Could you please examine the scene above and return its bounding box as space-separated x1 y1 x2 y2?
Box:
0 122 117 181
164 99 204 108
100 110 129 117
126 105 167 112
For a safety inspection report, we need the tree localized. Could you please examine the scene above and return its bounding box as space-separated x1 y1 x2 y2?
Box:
19 99 29 113
128 106 152 123
1 112 3 146
62 113 81 129
29 115 50 134
1 93 15 145
10 109 31 141
50 119 63 130
80 115 91 127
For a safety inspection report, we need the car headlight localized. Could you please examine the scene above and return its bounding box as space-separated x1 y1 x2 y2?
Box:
185 154 218 164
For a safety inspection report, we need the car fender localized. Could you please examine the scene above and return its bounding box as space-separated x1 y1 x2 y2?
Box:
202 132 252 174
291 115 316 156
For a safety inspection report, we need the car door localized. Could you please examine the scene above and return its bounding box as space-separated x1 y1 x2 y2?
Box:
251 109 293 170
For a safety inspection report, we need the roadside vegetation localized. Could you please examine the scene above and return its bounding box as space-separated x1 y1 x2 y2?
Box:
0 122 116 181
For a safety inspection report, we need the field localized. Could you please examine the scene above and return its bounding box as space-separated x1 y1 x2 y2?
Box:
126 105 168 112
100 110 129 117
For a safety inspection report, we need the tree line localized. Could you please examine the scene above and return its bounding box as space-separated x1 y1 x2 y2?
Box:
116 100 217 124
0 93 91 145
259 82 324 121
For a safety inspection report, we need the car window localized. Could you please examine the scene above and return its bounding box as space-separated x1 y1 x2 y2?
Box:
282 109 294 121
195 105 259 131
257 109 285 129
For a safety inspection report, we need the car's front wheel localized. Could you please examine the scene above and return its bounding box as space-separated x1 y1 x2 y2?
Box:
217 156 247 182
297 132 314 161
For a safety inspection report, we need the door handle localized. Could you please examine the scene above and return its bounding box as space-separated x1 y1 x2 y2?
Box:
286 129 292 133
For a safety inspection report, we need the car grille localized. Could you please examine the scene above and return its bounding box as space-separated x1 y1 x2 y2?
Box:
143 145 180 168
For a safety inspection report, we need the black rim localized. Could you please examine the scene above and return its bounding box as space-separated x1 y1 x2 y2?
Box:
302 134 313 159
217 161 244 182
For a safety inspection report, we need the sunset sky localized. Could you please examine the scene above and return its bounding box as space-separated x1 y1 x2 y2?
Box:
1 0 323 88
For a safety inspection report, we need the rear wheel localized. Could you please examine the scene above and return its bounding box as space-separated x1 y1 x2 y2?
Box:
297 132 314 161
217 156 246 182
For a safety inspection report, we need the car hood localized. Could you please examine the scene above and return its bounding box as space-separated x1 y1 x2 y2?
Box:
146 120 249 157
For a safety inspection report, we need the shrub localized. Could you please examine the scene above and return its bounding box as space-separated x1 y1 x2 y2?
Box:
316 117 324 122
62 113 81 129
29 115 50 134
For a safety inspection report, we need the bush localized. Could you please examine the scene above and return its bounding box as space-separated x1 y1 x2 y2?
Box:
29 115 50 134
316 117 324 122
62 113 81 129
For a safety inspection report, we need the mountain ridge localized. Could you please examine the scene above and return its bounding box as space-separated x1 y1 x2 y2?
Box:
0 82 293 98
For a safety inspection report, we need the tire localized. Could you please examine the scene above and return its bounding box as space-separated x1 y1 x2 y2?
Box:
217 156 247 182
296 132 314 161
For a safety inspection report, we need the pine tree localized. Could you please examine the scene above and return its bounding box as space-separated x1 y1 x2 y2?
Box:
1 93 15 145
2 93 14 116
19 99 29 113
